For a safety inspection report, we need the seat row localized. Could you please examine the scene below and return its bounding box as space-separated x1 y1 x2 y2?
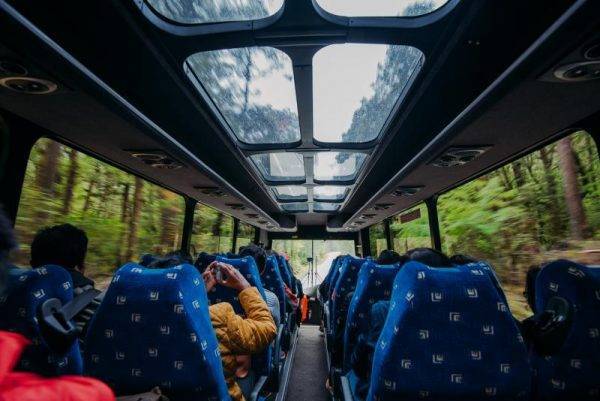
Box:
320 255 600 401
0 252 301 401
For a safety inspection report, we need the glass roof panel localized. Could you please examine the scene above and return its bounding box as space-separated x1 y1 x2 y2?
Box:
250 153 305 182
282 203 309 213
316 0 448 18
314 152 367 182
313 43 423 143
147 0 284 25
313 203 341 212
313 186 349 202
187 47 300 144
273 186 308 201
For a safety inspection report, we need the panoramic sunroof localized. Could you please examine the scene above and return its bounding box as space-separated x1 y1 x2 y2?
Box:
313 186 348 202
316 0 449 17
250 153 305 182
314 152 367 182
282 203 309 213
313 203 341 213
186 47 300 144
146 0 284 25
313 43 423 143
273 186 308 201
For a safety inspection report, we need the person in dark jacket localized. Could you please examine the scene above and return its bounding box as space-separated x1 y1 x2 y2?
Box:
30 224 103 340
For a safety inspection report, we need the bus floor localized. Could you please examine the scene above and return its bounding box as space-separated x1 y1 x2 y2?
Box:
285 325 329 401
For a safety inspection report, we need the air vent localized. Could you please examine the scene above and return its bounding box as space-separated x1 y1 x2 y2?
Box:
360 214 376 220
226 203 246 211
554 61 600 82
391 186 423 197
257 220 267 224
0 60 27 76
373 203 393 211
129 150 184 170
584 42 600 60
431 146 490 168
194 187 227 197
0 77 57 94
351 221 365 226
245 213 259 219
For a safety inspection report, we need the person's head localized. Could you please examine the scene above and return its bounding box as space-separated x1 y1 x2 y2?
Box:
524 266 541 312
376 249 403 265
405 247 453 267
148 250 193 269
239 244 267 272
30 224 88 272
450 254 479 265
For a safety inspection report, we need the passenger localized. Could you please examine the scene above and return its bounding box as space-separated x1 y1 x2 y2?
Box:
146 250 194 269
239 244 283 325
202 261 276 401
0 208 115 401
30 224 103 340
349 248 454 398
376 249 404 265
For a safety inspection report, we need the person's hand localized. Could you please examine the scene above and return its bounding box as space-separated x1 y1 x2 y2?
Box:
216 263 251 292
203 263 217 292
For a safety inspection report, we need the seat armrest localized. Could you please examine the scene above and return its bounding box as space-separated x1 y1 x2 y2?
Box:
249 375 268 401
341 375 355 401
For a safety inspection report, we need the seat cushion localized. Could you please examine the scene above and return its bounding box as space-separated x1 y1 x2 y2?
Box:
367 261 531 401
532 260 600 400
0 265 82 376
84 263 229 400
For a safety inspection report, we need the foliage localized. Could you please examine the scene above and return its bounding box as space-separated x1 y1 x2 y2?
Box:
390 204 431 254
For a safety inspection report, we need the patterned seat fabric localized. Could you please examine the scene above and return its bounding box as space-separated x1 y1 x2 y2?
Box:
207 256 272 377
343 260 401 372
368 261 531 401
277 255 293 289
330 257 367 363
84 263 230 401
532 259 600 401
327 256 347 302
0 265 83 376
262 255 287 321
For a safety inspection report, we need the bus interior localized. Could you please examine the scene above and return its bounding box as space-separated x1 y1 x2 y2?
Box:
0 0 599 400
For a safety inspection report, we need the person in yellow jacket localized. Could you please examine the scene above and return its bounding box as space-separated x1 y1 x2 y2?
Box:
202 262 276 401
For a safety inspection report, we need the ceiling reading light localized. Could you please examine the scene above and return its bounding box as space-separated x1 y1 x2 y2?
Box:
194 186 227 197
391 186 423 197
129 150 184 170
257 220 267 224
373 203 393 211
0 60 28 76
360 214 376 220
430 146 491 168
554 61 600 82
245 213 259 219
0 76 57 94
226 203 246 211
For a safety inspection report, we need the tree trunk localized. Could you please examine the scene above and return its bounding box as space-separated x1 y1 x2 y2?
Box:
61 148 78 215
159 190 179 251
34 140 61 223
557 137 589 240
538 147 564 240
124 177 144 261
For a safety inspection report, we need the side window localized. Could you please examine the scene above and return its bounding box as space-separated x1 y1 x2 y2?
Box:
12 138 185 288
191 204 234 254
438 131 600 319
390 203 430 254
369 221 387 257
236 221 256 250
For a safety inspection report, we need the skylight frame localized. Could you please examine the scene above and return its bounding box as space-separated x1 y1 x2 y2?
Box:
313 152 368 185
313 202 341 213
281 203 309 213
272 186 309 203
312 43 425 146
313 186 349 203
249 152 307 185
185 46 302 148
141 0 286 28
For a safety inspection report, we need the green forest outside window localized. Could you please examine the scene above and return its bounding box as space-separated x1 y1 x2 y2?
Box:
438 131 600 320
237 221 256 251
191 204 234 255
390 203 430 254
369 221 387 257
12 138 185 289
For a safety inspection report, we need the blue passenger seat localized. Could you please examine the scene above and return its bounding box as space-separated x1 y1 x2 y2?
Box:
368 261 531 401
262 255 287 322
208 256 272 378
0 265 83 376
343 260 401 372
84 263 230 400
531 259 600 401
